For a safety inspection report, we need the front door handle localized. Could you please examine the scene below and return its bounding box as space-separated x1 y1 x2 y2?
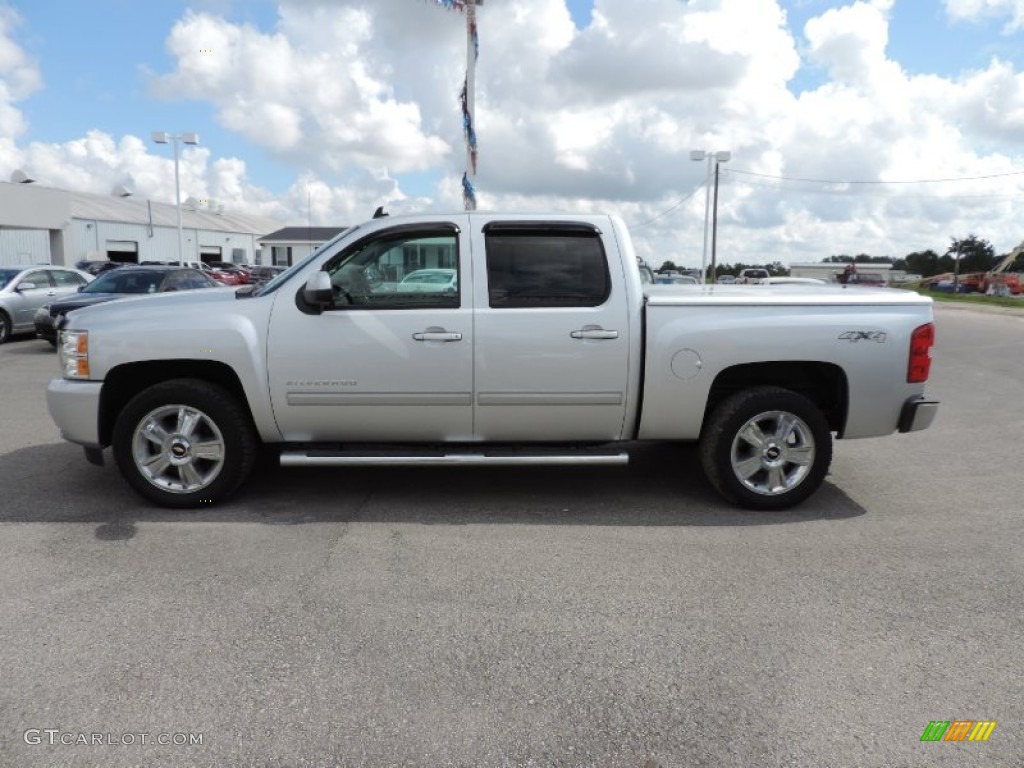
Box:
571 325 619 340
413 326 463 342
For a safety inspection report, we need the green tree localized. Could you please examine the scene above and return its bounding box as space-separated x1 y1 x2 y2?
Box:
658 260 679 273
946 235 996 273
904 249 941 277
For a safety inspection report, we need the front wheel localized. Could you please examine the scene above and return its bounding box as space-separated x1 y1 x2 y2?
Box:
699 387 832 510
112 379 258 508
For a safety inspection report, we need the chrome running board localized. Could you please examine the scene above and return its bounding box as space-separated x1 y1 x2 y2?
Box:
280 448 629 468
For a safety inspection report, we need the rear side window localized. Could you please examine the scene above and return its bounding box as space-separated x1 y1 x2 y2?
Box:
52 270 87 286
485 227 610 308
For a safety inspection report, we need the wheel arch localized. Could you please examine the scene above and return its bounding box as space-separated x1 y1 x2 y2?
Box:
99 360 253 447
703 361 848 437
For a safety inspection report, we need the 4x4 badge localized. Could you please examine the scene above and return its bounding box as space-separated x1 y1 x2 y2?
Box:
839 331 887 343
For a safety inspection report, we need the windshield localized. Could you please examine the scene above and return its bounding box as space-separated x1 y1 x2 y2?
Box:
254 226 357 297
83 270 164 294
0 269 20 289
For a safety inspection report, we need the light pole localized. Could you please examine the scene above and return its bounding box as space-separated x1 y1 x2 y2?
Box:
152 131 199 266
690 149 730 283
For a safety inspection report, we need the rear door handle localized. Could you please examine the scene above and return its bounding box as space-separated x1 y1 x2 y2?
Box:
413 327 463 342
571 325 619 340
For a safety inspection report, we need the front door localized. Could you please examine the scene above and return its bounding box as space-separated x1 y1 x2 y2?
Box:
267 221 474 442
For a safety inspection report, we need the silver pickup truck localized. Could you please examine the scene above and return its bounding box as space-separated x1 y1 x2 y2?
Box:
47 213 938 510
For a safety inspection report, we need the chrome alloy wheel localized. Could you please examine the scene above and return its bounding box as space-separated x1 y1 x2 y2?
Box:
729 410 816 496
131 405 226 494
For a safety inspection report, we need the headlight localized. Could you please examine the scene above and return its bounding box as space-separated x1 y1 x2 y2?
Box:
59 330 90 379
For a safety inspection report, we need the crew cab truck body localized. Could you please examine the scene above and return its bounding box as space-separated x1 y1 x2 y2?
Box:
47 212 939 510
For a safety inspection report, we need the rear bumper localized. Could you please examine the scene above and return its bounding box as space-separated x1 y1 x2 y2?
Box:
46 378 104 447
898 395 939 433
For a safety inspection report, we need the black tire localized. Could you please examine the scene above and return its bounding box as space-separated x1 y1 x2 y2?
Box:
0 310 11 344
112 379 258 508
699 386 832 510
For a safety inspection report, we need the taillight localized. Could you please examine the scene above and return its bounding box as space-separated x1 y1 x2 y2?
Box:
907 323 934 383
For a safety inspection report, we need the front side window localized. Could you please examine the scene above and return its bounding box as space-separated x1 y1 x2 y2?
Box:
322 229 460 310
485 227 609 308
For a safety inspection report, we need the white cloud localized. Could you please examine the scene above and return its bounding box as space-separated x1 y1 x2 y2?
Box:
150 5 450 174
0 5 41 166
945 0 1024 32
141 0 1023 261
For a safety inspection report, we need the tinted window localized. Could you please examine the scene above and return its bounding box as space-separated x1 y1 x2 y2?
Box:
163 271 213 291
84 270 163 294
485 231 609 308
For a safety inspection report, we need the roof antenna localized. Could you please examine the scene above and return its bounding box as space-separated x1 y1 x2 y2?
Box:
373 206 388 219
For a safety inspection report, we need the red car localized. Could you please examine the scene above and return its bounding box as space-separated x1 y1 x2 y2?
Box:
209 262 253 284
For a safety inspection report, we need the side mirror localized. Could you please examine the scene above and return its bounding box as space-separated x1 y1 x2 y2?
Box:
16 282 36 291
303 271 333 307
77 285 85 292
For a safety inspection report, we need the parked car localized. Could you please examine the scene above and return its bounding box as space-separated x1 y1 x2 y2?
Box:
716 275 738 284
142 260 243 286
655 274 700 285
398 268 458 293
760 277 829 286
249 265 288 284
34 266 219 345
209 262 254 284
74 260 127 276
738 268 770 284
0 265 93 344
190 262 243 286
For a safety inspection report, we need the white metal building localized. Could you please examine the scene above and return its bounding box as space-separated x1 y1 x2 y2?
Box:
258 226 348 267
0 181 282 268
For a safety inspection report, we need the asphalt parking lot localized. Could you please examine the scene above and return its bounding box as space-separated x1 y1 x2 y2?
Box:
1 303 1022 767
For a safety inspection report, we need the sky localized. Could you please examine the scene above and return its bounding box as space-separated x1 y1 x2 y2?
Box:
2 0 1024 268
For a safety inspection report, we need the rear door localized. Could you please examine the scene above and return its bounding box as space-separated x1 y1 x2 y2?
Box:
471 219 631 441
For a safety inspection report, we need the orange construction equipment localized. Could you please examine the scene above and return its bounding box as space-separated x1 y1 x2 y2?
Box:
960 240 1024 295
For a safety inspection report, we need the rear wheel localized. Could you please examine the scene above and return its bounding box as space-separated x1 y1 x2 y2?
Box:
0 310 11 344
700 387 832 510
112 379 257 508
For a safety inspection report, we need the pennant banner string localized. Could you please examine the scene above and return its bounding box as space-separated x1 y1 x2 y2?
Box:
425 0 480 210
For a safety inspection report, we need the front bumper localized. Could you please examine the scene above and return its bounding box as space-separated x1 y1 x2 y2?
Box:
33 307 59 341
46 378 104 447
898 395 940 433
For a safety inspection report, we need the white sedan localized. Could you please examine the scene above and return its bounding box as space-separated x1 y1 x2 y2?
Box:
398 268 458 293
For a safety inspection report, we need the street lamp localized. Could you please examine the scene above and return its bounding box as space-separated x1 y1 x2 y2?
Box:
152 131 199 266
690 149 730 283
